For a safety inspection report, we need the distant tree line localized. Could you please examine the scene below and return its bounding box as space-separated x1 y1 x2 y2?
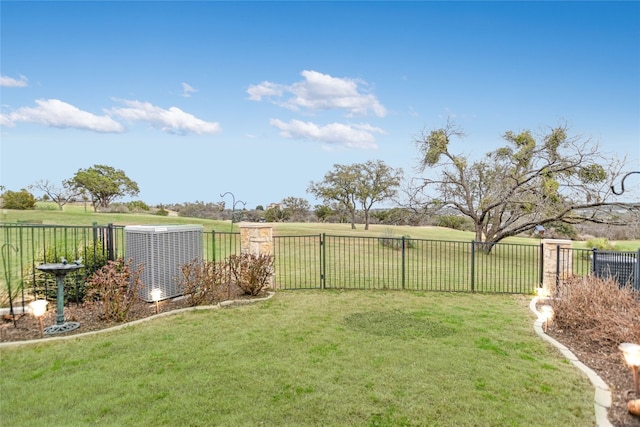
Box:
2 120 638 243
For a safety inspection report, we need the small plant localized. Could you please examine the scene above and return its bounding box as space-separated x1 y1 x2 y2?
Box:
179 257 228 306
227 253 274 296
84 258 144 322
155 205 169 216
378 228 415 250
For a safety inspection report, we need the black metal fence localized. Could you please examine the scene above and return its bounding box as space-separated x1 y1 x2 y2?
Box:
1 223 126 311
273 234 542 293
2 223 550 315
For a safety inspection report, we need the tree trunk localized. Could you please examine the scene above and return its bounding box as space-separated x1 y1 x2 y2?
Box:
349 209 357 229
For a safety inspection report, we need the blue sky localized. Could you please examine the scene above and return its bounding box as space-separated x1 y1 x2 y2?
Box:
1 1 639 209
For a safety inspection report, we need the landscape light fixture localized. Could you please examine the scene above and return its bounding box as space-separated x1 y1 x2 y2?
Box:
537 287 549 301
29 299 48 338
618 343 640 399
540 305 554 332
151 288 162 314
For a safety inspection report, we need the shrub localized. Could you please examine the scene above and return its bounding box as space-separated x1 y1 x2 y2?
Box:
28 242 109 303
179 257 229 306
434 215 473 231
127 200 150 212
84 258 144 322
378 228 415 250
155 205 169 216
585 237 618 251
551 276 640 347
227 253 274 296
2 189 37 210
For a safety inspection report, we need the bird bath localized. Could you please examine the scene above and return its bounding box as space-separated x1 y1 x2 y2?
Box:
36 262 84 335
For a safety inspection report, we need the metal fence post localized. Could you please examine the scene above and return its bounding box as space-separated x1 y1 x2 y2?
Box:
211 230 217 263
470 240 475 292
106 223 115 261
401 236 406 290
320 233 326 289
636 249 640 291
555 244 560 290
539 242 544 287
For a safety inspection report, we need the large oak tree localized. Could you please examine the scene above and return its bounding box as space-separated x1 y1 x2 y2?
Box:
408 120 633 251
69 164 139 212
308 160 403 230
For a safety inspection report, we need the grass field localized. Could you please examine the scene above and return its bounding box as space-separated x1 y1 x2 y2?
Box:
0 291 595 426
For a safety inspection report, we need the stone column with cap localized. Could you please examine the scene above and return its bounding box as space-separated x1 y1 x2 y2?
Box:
541 238 573 294
238 222 274 287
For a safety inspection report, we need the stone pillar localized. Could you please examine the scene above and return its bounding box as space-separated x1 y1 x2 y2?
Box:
238 223 273 257
541 238 573 294
238 222 274 289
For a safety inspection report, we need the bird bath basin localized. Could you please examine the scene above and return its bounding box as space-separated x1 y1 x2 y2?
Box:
36 262 84 335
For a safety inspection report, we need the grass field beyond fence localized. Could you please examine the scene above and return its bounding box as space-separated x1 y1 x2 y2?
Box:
0 291 595 426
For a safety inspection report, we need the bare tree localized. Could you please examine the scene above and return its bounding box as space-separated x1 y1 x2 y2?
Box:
408 119 634 251
30 179 78 210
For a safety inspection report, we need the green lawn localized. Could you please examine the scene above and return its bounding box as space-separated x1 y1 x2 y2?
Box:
0 291 594 426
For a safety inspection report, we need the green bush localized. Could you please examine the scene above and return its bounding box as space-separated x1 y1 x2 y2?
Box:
28 242 109 303
585 237 618 251
434 215 473 231
84 258 144 322
378 228 415 250
2 189 37 210
127 200 150 212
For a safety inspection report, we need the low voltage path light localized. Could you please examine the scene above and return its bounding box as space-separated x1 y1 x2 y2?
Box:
619 343 640 399
151 288 162 314
29 299 48 338
537 286 549 301
540 305 554 332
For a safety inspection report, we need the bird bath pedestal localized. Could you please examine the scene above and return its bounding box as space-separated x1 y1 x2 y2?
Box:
36 262 84 335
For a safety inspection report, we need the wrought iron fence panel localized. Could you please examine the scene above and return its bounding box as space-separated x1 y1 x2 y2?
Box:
273 235 322 289
203 230 240 262
1 223 123 312
323 234 403 290
473 242 542 293
404 239 473 292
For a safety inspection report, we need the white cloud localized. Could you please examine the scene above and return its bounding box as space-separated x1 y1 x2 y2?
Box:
0 75 28 88
269 118 383 150
247 81 284 101
109 99 221 135
0 114 15 128
5 99 124 132
181 82 198 97
248 70 387 118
